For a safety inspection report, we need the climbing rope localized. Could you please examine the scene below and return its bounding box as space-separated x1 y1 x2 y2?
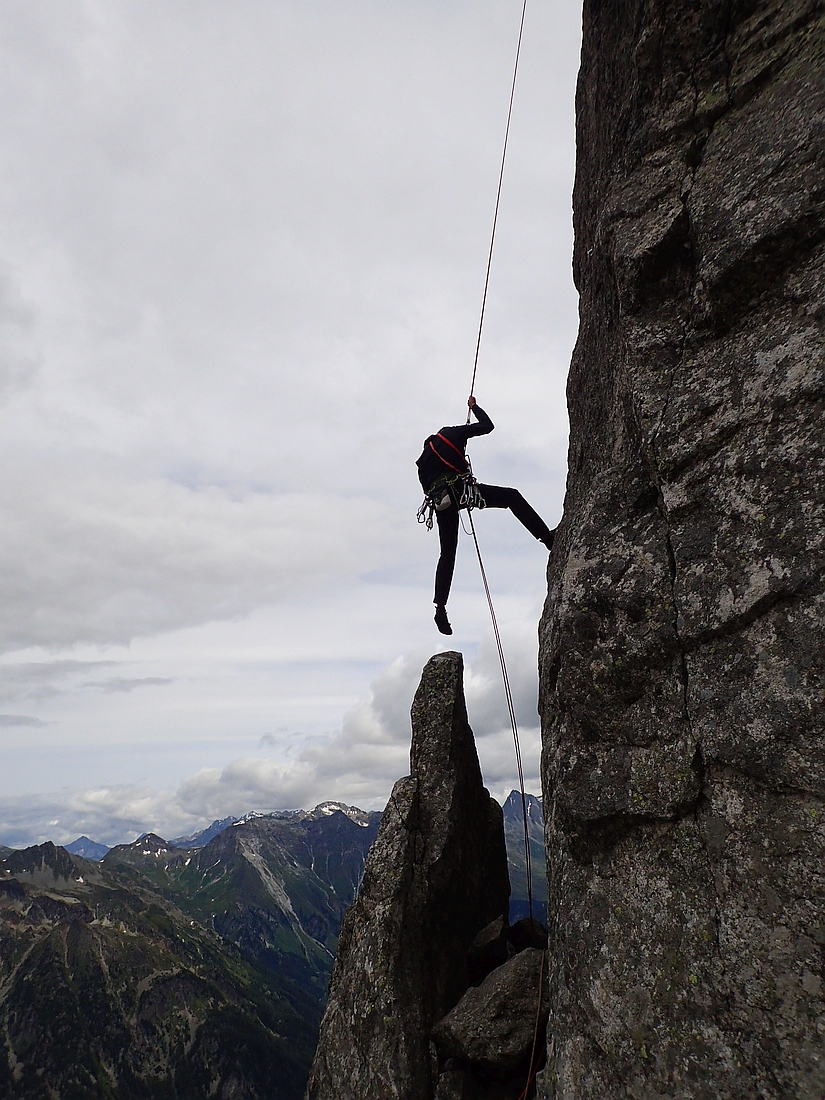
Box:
465 509 533 925
466 0 529 421
461 8 546 1088
461 0 534 919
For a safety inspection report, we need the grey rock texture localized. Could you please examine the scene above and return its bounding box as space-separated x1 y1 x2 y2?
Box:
538 1 825 1097
432 948 549 1072
305 652 510 1100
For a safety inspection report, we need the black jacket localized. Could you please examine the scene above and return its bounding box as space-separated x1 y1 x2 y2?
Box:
416 404 494 491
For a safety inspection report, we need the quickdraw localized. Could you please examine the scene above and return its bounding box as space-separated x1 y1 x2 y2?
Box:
460 470 486 512
416 458 486 530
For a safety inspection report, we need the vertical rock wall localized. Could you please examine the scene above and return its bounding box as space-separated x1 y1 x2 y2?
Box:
306 652 510 1100
539 1 824 1097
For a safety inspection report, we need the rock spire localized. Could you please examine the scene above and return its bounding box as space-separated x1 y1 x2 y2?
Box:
305 651 512 1100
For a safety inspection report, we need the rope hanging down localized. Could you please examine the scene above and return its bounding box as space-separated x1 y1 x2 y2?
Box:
467 0 529 420
466 511 533 924
460 5 543 1091
461 0 533 921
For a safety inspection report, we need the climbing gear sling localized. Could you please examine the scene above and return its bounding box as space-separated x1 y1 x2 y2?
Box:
416 435 488 529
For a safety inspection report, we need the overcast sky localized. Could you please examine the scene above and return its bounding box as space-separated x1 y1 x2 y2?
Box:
0 0 581 848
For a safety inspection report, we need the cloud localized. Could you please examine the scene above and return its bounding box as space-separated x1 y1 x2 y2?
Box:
464 620 541 737
0 645 541 847
0 1 577 819
0 271 40 402
0 786 194 851
0 0 575 657
0 465 401 651
84 677 175 694
0 714 49 728
169 656 426 822
0 660 118 703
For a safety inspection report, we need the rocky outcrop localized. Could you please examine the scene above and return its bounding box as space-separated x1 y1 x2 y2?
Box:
432 948 549 1072
539 1 824 1097
305 652 512 1100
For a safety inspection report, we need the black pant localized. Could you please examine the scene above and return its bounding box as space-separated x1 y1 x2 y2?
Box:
434 483 553 606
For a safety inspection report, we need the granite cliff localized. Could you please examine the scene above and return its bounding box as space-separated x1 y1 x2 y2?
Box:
538 0 824 1096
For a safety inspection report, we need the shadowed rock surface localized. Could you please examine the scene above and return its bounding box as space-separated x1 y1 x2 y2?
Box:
538 1 824 1097
305 651 511 1100
432 948 549 1071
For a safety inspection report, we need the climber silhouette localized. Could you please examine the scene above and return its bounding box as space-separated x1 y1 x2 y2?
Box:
417 396 555 635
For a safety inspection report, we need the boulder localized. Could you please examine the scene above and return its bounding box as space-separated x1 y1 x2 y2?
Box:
305 652 511 1100
507 917 547 953
432 949 549 1073
467 916 510 985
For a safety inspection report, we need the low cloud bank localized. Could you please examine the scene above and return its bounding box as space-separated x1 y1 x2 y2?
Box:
0 641 542 849
0 463 398 653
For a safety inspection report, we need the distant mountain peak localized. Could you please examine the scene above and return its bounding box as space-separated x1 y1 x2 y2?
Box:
2 841 87 884
130 833 171 856
64 836 110 860
170 816 240 849
309 802 373 826
503 790 543 821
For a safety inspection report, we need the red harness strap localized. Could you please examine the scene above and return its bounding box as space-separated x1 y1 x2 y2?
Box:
429 432 468 474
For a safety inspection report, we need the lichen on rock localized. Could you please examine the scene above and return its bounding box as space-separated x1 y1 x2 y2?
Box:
539 1 825 1096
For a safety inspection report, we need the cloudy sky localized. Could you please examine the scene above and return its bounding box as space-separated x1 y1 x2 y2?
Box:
0 0 581 848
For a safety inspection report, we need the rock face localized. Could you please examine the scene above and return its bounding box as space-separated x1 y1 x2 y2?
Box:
305 652 511 1100
539 1 824 1097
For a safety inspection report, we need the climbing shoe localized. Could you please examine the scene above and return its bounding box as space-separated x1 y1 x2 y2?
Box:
540 528 556 552
434 605 452 635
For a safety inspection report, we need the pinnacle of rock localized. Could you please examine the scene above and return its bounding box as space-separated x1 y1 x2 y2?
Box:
305 651 511 1100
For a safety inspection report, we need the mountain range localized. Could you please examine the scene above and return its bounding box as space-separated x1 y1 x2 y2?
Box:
0 794 543 1097
502 790 547 924
0 802 380 1099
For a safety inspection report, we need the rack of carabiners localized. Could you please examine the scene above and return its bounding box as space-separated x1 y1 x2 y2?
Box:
416 456 486 531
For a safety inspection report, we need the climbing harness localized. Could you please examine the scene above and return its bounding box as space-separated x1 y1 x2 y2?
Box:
417 446 487 530
417 474 461 530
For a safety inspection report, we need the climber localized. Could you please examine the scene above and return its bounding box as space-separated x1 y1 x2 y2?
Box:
417 396 555 635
